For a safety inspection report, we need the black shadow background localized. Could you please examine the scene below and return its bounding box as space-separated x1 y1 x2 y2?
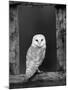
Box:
18 5 56 74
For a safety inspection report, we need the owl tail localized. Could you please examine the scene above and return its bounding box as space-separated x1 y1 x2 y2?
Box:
24 67 37 81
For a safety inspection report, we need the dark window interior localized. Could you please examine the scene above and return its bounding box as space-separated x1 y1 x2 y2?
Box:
18 5 56 74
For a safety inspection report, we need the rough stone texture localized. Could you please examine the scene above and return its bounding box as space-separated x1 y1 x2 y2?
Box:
31 72 65 81
9 72 65 83
56 8 66 71
9 7 19 75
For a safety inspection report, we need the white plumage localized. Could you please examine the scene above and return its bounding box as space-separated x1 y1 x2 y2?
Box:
25 34 46 79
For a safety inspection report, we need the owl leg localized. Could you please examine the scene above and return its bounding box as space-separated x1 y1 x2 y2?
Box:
37 69 41 73
37 69 43 73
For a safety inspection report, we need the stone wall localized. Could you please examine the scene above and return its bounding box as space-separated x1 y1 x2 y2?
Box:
9 6 19 74
9 3 66 75
56 7 66 71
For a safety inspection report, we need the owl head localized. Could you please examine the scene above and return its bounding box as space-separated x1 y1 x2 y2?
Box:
32 34 46 48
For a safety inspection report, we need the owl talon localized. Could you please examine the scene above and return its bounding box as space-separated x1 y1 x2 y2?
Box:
37 69 43 73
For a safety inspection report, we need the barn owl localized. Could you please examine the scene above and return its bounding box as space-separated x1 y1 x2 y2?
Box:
25 34 46 80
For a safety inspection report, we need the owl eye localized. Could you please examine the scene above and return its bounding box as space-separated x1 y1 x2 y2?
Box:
35 39 38 42
41 39 43 41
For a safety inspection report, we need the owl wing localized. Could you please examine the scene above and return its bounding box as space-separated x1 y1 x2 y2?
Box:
42 49 46 60
38 48 46 66
26 46 40 79
26 46 40 68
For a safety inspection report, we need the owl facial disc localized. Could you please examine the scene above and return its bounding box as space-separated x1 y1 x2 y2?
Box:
32 34 46 48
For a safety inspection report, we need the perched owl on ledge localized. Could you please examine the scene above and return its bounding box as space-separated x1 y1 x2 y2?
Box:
25 34 46 80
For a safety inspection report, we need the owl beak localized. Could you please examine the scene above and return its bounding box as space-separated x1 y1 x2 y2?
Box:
38 42 41 46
